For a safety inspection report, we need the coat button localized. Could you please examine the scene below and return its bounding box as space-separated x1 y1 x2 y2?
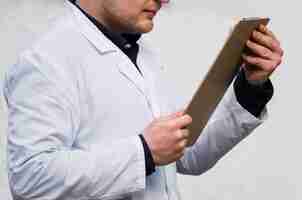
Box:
124 44 132 49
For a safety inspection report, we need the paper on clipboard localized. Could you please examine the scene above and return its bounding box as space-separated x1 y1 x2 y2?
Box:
185 17 270 147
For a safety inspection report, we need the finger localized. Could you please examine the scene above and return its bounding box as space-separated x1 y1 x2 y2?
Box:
258 26 284 57
175 147 187 159
175 129 190 141
175 139 188 153
158 110 184 121
246 40 280 60
259 24 278 41
242 54 279 72
243 52 282 69
181 129 190 139
167 114 192 130
252 30 283 56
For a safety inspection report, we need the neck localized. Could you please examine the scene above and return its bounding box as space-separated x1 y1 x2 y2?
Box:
78 0 125 33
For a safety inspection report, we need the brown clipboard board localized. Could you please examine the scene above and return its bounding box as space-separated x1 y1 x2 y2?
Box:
185 17 270 147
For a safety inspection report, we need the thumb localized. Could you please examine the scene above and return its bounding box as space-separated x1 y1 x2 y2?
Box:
158 110 185 121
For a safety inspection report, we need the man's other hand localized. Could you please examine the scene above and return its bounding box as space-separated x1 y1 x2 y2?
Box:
143 111 192 166
242 24 284 82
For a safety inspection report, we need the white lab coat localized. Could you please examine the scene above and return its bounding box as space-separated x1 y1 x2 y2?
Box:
3 1 267 200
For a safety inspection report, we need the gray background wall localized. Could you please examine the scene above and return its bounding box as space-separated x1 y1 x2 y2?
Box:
0 0 301 199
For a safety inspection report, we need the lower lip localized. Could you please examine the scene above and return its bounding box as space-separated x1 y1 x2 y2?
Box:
144 11 156 18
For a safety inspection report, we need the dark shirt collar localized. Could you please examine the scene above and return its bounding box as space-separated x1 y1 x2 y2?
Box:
70 0 141 50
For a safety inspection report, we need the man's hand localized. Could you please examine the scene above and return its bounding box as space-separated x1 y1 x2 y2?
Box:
143 111 192 166
242 24 284 82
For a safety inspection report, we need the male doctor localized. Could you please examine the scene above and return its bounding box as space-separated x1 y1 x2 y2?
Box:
3 0 284 199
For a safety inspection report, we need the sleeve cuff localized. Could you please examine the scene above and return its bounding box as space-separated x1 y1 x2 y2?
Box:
139 135 156 176
234 70 274 118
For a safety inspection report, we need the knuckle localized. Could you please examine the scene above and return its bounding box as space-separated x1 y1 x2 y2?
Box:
174 143 185 154
179 142 186 149
182 130 190 138
179 140 188 149
262 49 271 58
175 130 183 140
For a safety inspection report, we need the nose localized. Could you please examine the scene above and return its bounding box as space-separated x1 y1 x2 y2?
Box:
156 0 169 8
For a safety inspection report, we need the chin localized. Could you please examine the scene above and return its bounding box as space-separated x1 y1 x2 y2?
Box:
136 21 154 33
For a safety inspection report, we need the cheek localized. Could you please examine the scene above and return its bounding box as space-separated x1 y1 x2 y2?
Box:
105 0 135 18
117 0 142 17
106 0 151 32
120 8 145 27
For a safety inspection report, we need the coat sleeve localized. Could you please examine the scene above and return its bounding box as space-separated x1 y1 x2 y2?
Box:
176 84 268 175
4 53 146 200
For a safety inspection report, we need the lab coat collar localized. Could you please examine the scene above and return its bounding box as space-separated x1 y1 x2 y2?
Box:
68 0 142 51
66 0 119 54
65 0 153 105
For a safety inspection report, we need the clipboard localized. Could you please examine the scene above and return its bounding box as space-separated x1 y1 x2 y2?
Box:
185 17 270 146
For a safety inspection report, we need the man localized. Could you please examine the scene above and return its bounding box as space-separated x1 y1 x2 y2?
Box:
3 0 283 199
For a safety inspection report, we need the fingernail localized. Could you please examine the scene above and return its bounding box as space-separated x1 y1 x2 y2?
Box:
183 114 192 121
182 115 190 121
182 114 188 119
176 112 184 117
260 24 266 31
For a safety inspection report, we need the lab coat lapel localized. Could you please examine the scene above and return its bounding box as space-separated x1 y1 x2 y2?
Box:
66 0 118 54
138 61 161 118
67 0 149 97
137 45 164 118
117 57 149 100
